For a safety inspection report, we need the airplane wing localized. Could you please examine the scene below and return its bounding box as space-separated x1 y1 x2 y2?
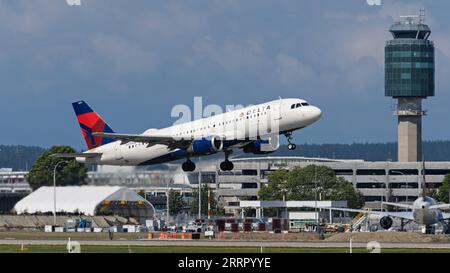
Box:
382 202 415 210
301 206 415 221
430 204 450 210
52 153 102 158
92 132 192 149
441 213 450 220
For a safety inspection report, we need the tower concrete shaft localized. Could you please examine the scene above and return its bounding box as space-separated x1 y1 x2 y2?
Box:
397 98 423 162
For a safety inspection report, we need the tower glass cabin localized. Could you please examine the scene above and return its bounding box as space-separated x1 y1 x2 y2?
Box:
385 18 435 98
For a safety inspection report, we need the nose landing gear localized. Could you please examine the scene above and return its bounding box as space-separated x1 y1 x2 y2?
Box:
285 132 297 150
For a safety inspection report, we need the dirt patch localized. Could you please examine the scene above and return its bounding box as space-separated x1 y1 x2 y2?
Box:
221 232 322 241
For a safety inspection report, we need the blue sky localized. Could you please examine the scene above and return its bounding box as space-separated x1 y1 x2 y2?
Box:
0 0 449 150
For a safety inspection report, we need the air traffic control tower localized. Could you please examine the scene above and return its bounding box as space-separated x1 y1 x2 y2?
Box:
385 13 435 162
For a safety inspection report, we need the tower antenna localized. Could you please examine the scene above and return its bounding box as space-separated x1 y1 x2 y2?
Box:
419 9 426 24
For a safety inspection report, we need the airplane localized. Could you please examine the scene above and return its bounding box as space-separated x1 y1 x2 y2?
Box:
308 197 450 234
55 98 322 172
302 162 450 234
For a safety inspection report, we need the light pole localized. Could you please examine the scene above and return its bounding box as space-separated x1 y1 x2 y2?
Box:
166 180 170 225
281 188 288 219
198 157 202 220
314 166 319 234
53 160 68 226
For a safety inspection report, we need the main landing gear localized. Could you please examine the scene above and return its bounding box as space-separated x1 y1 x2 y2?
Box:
285 132 297 150
220 150 234 171
182 159 196 172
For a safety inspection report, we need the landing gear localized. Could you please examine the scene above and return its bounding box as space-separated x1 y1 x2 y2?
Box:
285 132 296 150
182 159 196 172
220 160 234 171
440 221 450 235
424 225 436 235
220 150 234 171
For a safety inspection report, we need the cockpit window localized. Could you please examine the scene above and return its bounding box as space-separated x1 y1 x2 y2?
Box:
296 103 302 108
301 103 309 106
291 104 295 109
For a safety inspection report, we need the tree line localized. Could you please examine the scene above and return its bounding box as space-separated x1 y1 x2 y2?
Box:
253 141 450 162
3 141 450 171
0 145 45 171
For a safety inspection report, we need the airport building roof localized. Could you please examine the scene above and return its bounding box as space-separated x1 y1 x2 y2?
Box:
14 186 155 221
239 200 348 209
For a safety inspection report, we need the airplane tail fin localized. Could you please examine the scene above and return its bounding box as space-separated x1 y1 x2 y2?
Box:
72 100 115 150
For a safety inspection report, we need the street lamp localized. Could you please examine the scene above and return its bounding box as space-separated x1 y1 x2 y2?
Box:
281 188 288 219
53 160 68 226
314 165 320 235
166 180 170 225
198 157 202 220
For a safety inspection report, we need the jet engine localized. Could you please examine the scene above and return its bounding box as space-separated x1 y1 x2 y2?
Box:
243 139 278 155
187 137 223 155
379 216 393 230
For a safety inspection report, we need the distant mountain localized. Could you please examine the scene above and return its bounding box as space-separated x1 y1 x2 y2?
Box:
0 145 45 171
2 141 450 171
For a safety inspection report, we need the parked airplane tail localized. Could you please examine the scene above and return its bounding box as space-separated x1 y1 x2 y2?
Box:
72 100 115 150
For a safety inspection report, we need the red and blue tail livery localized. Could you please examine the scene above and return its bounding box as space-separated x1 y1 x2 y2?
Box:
72 100 115 150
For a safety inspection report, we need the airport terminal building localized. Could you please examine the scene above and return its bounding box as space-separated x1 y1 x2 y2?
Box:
85 157 450 216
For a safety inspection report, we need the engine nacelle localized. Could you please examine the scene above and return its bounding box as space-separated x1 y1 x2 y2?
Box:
379 216 393 230
188 137 223 155
243 139 277 155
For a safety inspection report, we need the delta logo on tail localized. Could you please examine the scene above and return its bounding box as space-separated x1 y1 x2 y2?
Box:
72 101 115 149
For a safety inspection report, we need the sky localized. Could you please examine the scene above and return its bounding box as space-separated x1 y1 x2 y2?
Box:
0 0 450 150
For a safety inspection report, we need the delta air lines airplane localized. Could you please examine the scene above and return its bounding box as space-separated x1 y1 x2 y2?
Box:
56 99 322 172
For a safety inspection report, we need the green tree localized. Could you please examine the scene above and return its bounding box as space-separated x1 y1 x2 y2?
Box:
190 184 224 217
259 165 364 209
169 189 185 215
437 174 450 203
26 146 88 190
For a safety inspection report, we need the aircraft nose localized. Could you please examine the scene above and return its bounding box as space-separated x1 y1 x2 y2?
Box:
311 106 322 121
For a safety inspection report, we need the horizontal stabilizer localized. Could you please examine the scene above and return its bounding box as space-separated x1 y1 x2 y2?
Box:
51 153 102 158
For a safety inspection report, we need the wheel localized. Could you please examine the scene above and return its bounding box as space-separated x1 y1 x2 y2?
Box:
220 161 227 171
288 143 296 150
220 161 234 171
182 161 196 172
227 161 234 171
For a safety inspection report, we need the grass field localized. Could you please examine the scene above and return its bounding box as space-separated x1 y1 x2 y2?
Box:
1 245 450 253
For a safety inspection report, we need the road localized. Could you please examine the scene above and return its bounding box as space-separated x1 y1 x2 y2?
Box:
0 239 450 249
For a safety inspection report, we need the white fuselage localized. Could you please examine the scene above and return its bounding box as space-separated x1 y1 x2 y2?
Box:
77 98 322 166
412 197 443 225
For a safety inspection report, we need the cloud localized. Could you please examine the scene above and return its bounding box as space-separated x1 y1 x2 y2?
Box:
187 37 266 72
90 33 157 75
1 0 450 147
275 54 314 86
